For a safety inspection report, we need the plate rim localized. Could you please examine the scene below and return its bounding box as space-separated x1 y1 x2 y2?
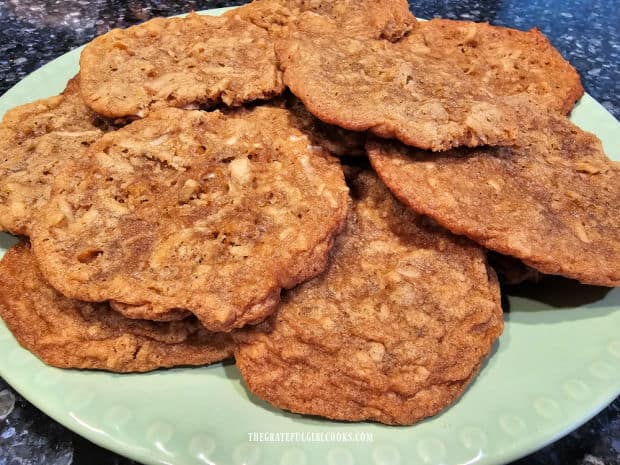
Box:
1 313 619 465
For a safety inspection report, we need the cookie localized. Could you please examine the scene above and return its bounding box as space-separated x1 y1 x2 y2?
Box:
234 170 503 425
368 113 620 287
406 19 583 114
276 15 523 151
109 301 190 322
0 76 108 236
0 242 233 373
225 0 415 41
79 13 284 119
31 106 349 332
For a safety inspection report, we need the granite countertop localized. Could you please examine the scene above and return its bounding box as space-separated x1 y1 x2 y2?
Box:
0 1 619 464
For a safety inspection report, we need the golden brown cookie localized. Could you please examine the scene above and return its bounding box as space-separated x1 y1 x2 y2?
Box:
234 171 503 425
79 13 284 119
0 77 108 236
0 242 233 373
109 301 191 322
368 113 620 287
225 0 415 40
31 106 349 332
406 19 583 114
276 15 523 151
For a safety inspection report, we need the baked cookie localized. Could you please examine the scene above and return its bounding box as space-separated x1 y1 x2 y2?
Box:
368 113 620 287
277 15 523 151
235 170 503 425
0 76 108 236
31 106 349 332
405 19 583 114
109 301 190 322
0 242 233 373
79 13 284 119
225 0 415 40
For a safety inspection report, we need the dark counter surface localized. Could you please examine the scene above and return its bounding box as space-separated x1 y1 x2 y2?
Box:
0 1 619 464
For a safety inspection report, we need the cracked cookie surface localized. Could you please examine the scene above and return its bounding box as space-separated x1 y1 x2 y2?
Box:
80 13 284 119
0 242 233 373
235 170 502 425
225 0 415 40
31 106 349 331
277 15 525 151
404 19 583 114
0 77 108 236
368 113 620 286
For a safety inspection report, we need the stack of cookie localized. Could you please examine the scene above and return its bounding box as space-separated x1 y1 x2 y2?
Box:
0 0 618 426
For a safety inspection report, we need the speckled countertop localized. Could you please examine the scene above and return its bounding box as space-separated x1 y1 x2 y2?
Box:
0 1 619 465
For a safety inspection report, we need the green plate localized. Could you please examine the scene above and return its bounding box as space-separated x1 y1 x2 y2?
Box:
1 7 619 465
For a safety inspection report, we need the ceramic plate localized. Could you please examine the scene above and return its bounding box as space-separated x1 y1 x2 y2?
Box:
1 7 619 465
